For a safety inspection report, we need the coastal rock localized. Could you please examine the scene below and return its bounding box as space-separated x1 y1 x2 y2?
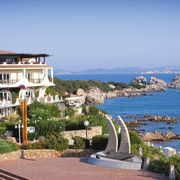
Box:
169 76 180 88
109 84 116 89
76 88 86 96
131 76 147 86
126 120 147 127
137 115 180 123
131 76 167 92
148 77 167 86
85 87 104 105
145 77 167 92
142 131 179 142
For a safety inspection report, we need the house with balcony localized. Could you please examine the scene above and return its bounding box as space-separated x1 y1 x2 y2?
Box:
0 50 60 119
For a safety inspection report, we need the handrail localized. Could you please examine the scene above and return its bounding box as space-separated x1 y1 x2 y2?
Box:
0 79 19 84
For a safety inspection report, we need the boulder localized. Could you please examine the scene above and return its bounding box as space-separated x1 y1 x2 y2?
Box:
76 88 86 96
142 131 178 142
169 76 180 88
149 77 167 86
131 76 147 86
85 87 104 105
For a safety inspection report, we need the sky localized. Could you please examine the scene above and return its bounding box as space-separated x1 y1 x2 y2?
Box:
0 0 180 70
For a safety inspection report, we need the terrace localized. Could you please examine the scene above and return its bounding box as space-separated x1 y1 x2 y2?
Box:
0 51 50 65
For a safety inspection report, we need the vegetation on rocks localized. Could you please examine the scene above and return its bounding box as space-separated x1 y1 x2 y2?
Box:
47 77 130 96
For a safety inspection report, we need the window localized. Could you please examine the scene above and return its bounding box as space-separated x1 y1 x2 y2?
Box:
0 73 10 82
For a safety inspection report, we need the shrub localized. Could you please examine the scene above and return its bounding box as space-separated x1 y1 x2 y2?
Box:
28 101 61 119
142 144 165 159
89 106 99 115
21 142 45 150
148 159 169 176
91 135 108 150
44 133 69 151
129 130 144 145
131 84 146 89
71 136 86 149
0 139 19 154
65 107 75 117
28 120 65 140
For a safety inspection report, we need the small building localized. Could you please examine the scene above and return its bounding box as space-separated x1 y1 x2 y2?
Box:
65 95 85 107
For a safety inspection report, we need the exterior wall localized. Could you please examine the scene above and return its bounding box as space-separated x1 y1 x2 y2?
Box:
0 58 56 119
61 126 102 145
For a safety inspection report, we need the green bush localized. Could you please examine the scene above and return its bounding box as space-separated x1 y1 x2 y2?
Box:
91 135 108 150
28 101 61 119
0 139 19 154
30 120 65 140
89 106 99 115
148 159 169 176
21 142 45 150
129 130 144 146
131 84 146 89
44 133 69 151
142 144 166 159
65 107 75 117
71 136 86 149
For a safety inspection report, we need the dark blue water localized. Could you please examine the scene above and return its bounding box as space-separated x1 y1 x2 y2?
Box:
56 74 180 151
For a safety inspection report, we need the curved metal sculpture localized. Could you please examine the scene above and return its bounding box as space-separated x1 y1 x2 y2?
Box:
105 115 118 153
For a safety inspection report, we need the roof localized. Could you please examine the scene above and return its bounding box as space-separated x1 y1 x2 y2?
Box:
0 50 50 58
0 50 16 54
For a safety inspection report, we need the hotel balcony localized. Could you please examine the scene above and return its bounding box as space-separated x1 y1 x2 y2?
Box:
0 90 15 108
0 77 54 88
0 79 19 84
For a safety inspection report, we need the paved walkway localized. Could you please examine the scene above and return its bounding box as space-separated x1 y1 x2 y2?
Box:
0 157 168 180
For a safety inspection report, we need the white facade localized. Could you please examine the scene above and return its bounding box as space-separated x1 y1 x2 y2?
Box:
0 52 59 119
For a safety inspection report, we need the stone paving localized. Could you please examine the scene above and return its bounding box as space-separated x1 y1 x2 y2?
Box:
0 157 168 180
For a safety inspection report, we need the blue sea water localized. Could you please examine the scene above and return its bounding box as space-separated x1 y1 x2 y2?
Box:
56 74 180 151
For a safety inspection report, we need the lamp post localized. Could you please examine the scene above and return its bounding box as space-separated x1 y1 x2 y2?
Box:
84 120 89 141
15 120 23 144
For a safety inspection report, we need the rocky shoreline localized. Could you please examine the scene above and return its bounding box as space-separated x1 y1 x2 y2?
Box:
126 115 180 142
83 75 180 105
141 131 180 142
77 75 180 144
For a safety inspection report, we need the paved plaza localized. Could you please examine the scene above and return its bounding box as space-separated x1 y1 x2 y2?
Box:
0 157 168 180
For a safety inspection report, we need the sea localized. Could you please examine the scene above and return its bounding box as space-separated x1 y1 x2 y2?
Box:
56 74 180 151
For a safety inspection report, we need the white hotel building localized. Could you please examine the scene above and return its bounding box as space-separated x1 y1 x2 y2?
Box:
0 50 60 119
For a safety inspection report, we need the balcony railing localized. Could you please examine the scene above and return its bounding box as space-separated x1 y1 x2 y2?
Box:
0 79 19 84
28 78 43 83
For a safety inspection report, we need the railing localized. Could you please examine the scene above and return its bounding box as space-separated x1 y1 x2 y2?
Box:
28 78 43 83
0 99 12 104
0 79 19 84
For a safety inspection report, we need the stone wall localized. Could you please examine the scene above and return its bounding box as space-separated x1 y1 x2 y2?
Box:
0 151 20 161
0 149 96 161
21 149 61 159
61 126 102 144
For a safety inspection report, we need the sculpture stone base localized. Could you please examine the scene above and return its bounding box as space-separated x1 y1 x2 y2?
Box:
87 151 142 170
